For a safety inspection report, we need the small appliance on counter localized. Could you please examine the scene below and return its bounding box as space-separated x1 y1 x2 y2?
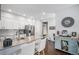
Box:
3 38 12 48
17 29 26 40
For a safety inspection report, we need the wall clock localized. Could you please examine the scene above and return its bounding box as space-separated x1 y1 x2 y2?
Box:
61 17 74 27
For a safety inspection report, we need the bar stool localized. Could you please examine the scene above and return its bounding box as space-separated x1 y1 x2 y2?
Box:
35 38 46 55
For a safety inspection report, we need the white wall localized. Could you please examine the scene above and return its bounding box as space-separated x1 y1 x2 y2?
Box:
48 17 56 41
44 5 79 41
56 5 79 36
42 14 56 41
35 20 42 39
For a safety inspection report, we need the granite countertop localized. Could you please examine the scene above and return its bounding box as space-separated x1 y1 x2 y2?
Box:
0 36 36 50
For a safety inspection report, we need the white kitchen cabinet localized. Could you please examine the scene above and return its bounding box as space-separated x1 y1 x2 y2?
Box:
1 11 34 29
1 12 26 29
2 18 26 29
0 16 5 29
35 38 46 53
20 41 35 55
55 36 61 50
0 45 21 55
1 16 17 29
4 19 20 29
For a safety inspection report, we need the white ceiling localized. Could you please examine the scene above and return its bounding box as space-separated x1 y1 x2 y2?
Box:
1 4 76 19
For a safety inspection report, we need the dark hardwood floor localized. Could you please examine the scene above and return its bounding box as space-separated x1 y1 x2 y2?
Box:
39 40 71 55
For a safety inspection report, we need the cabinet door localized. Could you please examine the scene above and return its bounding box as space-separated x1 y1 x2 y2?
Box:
68 40 78 55
55 37 61 50
0 47 15 55
11 48 22 55
20 42 35 55
0 46 21 55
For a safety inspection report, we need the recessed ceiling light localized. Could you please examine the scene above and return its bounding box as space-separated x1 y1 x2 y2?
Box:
8 9 12 12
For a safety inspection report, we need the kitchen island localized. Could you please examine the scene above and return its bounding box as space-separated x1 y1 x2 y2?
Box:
0 36 36 55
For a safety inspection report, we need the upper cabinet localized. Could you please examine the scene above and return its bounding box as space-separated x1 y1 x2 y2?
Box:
0 11 35 29
1 15 20 29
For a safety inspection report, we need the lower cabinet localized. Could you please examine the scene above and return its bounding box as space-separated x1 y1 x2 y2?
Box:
20 41 35 55
0 46 20 55
0 41 35 55
68 40 78 55
55 36 78 55
55 37 61 50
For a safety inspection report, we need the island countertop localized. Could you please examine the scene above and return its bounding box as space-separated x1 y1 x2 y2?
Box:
0 36 36 50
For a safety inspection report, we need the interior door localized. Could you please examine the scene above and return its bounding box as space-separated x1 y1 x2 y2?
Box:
42 22 48 36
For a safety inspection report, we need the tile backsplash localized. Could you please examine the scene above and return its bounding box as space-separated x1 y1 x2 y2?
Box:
0 29 18 37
